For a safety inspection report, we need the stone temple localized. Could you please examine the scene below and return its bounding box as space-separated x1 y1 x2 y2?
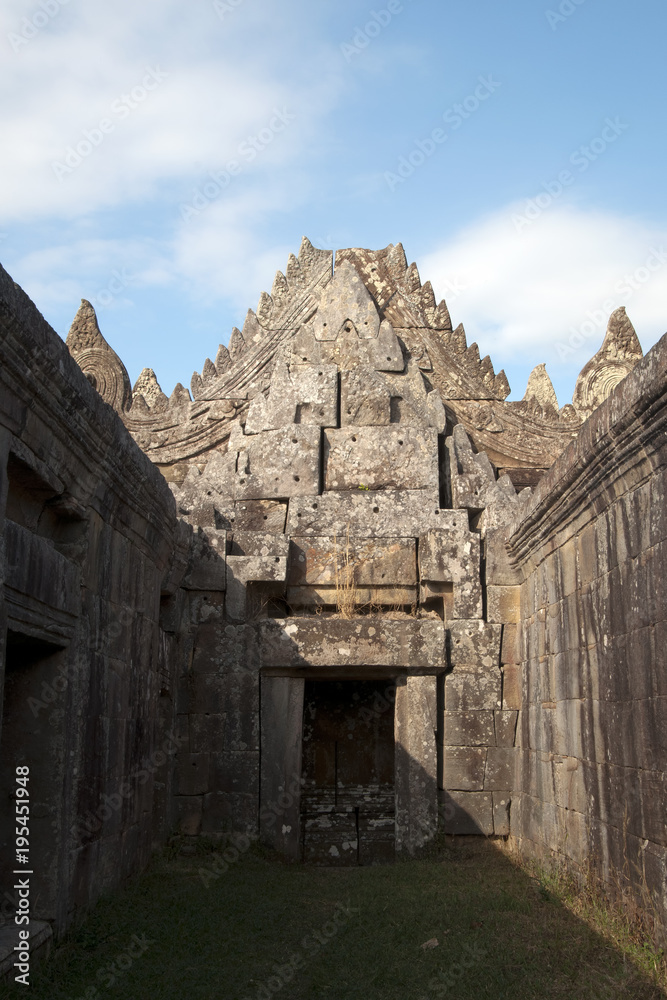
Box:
0 238 665 959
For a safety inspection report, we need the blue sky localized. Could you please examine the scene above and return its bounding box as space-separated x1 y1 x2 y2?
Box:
1 0 665 407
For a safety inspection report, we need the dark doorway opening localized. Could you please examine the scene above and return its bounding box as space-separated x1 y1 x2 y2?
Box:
0 630 67 924
300 679 395 865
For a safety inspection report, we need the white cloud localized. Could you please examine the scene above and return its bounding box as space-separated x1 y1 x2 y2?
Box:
420 204 667 397
12 237 173 316
0 0 344 221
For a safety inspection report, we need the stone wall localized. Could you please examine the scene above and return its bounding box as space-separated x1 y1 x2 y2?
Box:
0 264 185 937
507 331 667 936
164 261 528 857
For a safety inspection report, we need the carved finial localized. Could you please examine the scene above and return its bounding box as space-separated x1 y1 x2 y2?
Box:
191 371 204 398
228 326 246 362
286 253 302 287
404 262 421 293
386 242 408 277
132 368 168 409
493 370 511 400
271 270 289 302
299 236 315 259
523 363 558 412
572 307 643 419
600 306 643 361
215 344 231 373
449 323 467 354
66 299 132 413
169 383 191 406
257 291 273 326
202 358 217 381
433 299 452 331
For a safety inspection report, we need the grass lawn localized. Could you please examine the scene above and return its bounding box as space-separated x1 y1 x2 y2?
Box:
1 837 665 1000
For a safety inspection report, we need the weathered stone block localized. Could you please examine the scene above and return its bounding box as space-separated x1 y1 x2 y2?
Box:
395 676 438 853
260 676 304 858
235 426 321 500
441 790 494 835
552 757 587 813
448 620 502 669
501 623 520 664
492 792 511 836
484 747 517 790
182 528 227 591
487 585 521 624
246 363 339 432
287 490 462 537
311 260 381 340
418 530 484 618
259 618 445 669
287 536 416 587
210 752 259 795
485 527 520 586
341 366 391 425
226 553 288 621
443 710 496 746
370 320 405 371
177 754 210 796
228 531 289 557
232 500 287 533
226 555 287 587
191 623 260 674
189 714 225 753
4 521 81 640
442 747 487 791
285 584 417 608
576 522 598 586
201 792 258 835
452 576 483 620
291 364 338 426
174 796 203 836
324 426 438 491
444 670 502 711
494 710 518 747
419 528 479 585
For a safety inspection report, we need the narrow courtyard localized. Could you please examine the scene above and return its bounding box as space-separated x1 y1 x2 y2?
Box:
1 838 663 1000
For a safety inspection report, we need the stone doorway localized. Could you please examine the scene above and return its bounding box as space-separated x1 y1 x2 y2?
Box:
0 631 67 925
300 679 395 865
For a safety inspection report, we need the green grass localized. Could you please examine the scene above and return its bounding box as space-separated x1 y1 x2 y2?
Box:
1 838 665 1000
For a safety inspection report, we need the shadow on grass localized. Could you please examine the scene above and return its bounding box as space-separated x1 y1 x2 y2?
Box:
0 837 664 1000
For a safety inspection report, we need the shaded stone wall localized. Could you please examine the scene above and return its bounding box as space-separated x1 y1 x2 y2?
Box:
508 331 667 936
0 265 186 937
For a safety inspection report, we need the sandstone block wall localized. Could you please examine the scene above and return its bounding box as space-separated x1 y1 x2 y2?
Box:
0 265 184 936
163 259 529 854
508 331 667 937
